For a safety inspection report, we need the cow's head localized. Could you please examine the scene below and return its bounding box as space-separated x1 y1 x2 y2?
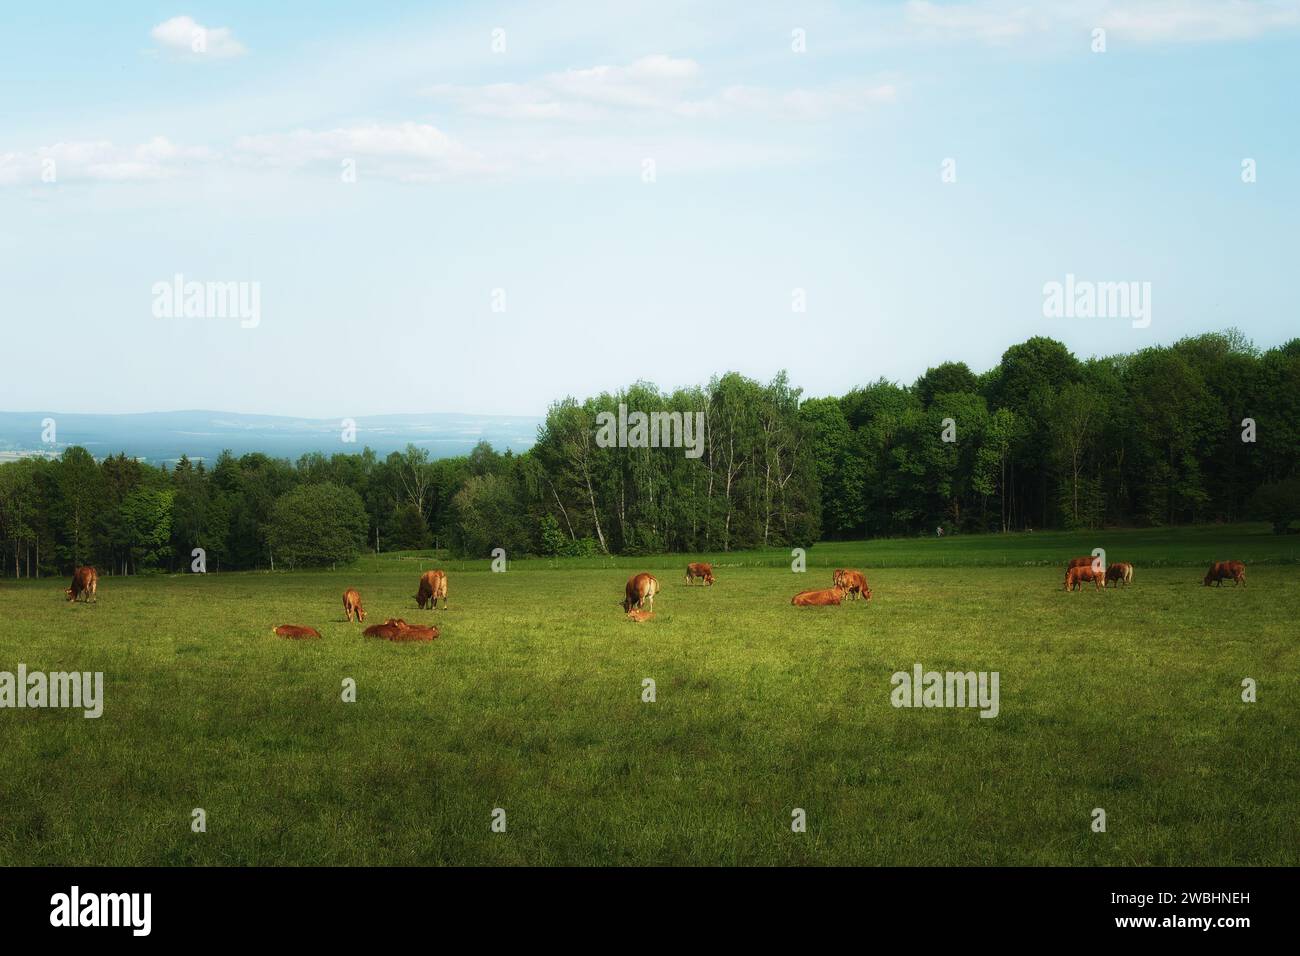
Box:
357 607 367 622
64 587 75 601
862 585 873 602
704 570 714 585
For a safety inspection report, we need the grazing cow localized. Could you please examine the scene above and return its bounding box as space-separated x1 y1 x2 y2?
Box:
365 617 438 642
837 569 872 601
1105 563 1134 587
1064 566 1105 591
342 588 366 622
1203 561 1246 587
272 624 322 640
415 570 448 610
625 609 655 623
1067 555 1101 571
622 573 660 612
792 587 846 606
65 566 98 603
685 562 714 586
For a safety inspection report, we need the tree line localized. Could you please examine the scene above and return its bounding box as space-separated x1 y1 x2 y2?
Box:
2 330 1297 576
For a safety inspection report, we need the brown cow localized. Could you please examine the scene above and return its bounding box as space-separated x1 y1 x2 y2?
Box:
65 566 98 603
625 609 655 623
622 573 660 612
272 624 322 639
1105 563 1134 587
685 562 714 586
792 587 846 606
1064 566 1105 591
415 570 448 609
342 588 366 622
837 569 872 601
1203 561 1246 587
1067 555 1102 571
365 617 439 642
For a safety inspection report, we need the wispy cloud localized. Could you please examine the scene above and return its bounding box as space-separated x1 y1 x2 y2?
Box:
900 0 1300 46
232 122 496 180
424 54 895 122
0 137 212 185
151 15 248 60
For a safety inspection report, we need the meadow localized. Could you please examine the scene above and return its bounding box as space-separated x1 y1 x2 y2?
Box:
1 524 1296 866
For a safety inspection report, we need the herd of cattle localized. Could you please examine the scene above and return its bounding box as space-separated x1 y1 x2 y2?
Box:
58 554 1250 635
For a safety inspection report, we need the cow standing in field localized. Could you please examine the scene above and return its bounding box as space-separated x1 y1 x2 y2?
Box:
792 587 846 606
1065 566 1105 591
622 573 660 613
65 566 98 603
685 563 714 586
1203 561 1246 587
1105 563 1134 587
1067 555 1102 572
343 588 366 622
415 570 448 609
272 624 321 640
835 569 872 601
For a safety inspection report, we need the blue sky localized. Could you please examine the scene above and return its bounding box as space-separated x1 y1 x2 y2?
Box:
1 1 1296 417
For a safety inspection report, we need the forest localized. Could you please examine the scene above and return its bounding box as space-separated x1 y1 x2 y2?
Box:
2 330 1298 575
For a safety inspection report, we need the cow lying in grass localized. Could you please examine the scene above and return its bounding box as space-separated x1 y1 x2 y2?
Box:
273 624 322 639
364 618 439 642
625 609 654 623
1203 561 1246 587
792 587 846 606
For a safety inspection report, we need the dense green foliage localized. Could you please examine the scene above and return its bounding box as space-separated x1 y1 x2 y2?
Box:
1 331 1296 574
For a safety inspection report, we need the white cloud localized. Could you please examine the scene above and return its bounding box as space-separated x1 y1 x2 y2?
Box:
425 54 894 122
233 122 495 180
151 15 247 59
900 0 1299 45
0 137 212 185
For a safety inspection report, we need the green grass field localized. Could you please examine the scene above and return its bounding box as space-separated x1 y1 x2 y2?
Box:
1 525 1297 866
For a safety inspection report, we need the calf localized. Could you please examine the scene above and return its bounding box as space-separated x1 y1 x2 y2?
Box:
625 609 655 623
622 573 660 612
342 588 366 622
685 562 714 586
273 624 322 640
1105 563 1134 587
1064 566 1104 591
364 618 439 642
415 570 448 610
792 587 846 606
1203 561 1246 587
65 566 98 603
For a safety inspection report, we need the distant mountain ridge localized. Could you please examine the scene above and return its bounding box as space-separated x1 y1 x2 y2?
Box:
0 410 542 465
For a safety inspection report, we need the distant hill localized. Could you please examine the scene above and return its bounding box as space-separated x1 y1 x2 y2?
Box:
0 410 542 465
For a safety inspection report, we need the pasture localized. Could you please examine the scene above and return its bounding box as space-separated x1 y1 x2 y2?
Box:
1 525 1297 866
